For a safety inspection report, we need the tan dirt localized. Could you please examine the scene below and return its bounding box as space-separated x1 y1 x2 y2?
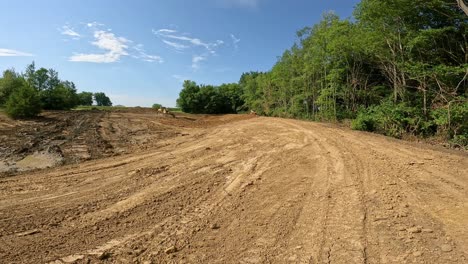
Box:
0 111 467 264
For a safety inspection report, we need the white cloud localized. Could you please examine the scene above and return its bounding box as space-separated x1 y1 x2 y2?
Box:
132 44 164 63
153 28 224 54
86 22 104 28
192 55 207 69
154 28 226 69
137 53 164 63
163 40 189 50
157 29 177 34
69 30 130 63
67 24 163 64
230 34 240 49
61 25 81 39
0 48 33 57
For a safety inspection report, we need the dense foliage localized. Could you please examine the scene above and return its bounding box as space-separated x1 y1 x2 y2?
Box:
178 0 468 146
0 62 112 118
94 92 112 107
5 82 41 119
77 92 94 106
177 80 243 114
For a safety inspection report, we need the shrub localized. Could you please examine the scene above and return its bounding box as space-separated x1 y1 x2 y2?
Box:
351 111 376 131
431 100 468 139
5 84 41 119
351 100 429 138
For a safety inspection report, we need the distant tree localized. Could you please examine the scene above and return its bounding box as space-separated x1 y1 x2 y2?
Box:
77 92 94 106
152 103 163 109
94 92 112 106
177 80 245 114
5 83 41 119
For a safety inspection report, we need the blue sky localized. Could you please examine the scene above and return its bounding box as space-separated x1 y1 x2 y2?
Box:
0 0 360 107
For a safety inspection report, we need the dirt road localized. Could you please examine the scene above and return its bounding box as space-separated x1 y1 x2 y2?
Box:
0 113 467 263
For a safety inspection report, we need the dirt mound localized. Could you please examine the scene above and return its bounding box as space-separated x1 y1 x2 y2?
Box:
0 113 466 263
0 110 253 174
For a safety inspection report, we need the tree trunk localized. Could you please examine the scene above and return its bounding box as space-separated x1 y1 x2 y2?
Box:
457 0 468 16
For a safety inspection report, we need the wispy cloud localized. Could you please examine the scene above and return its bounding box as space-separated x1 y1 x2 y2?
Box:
217 0 261 8
230 34 240 49
153 28 224 54
153 28 225 70
133 44 164 63
86 21 105 28
61 25 81 39
158 29 177 34
0 48 33 57
70 30 129 63
162 40 189 51
192 55 207 70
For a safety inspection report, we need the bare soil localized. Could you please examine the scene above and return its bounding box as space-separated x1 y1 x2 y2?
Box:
0 109 467 263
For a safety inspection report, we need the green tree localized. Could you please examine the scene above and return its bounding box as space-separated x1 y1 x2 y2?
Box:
0 69 24 105
177 80 201 113
152 103 163 109
5 83 41 119
94 92 112 106
77 92 94 106
41 82 79 110
219 83 244 113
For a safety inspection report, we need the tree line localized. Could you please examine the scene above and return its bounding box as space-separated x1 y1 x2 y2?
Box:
0 62 112 118
177 0 467 146
177 81 244 114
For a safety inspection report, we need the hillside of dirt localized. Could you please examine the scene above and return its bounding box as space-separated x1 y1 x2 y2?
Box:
0 109 252 174
0 110 467 264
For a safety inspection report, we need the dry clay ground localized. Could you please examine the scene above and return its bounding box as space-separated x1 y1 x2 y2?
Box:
0 109 467 264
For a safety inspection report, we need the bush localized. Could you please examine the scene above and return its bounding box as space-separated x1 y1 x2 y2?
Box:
351 111 376 131
451 135 468 149
152 103 162 109
5 84 41 119
351 100 429 138
431 100 468 139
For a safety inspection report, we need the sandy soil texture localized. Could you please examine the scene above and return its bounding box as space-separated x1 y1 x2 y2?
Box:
0 111 466 263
